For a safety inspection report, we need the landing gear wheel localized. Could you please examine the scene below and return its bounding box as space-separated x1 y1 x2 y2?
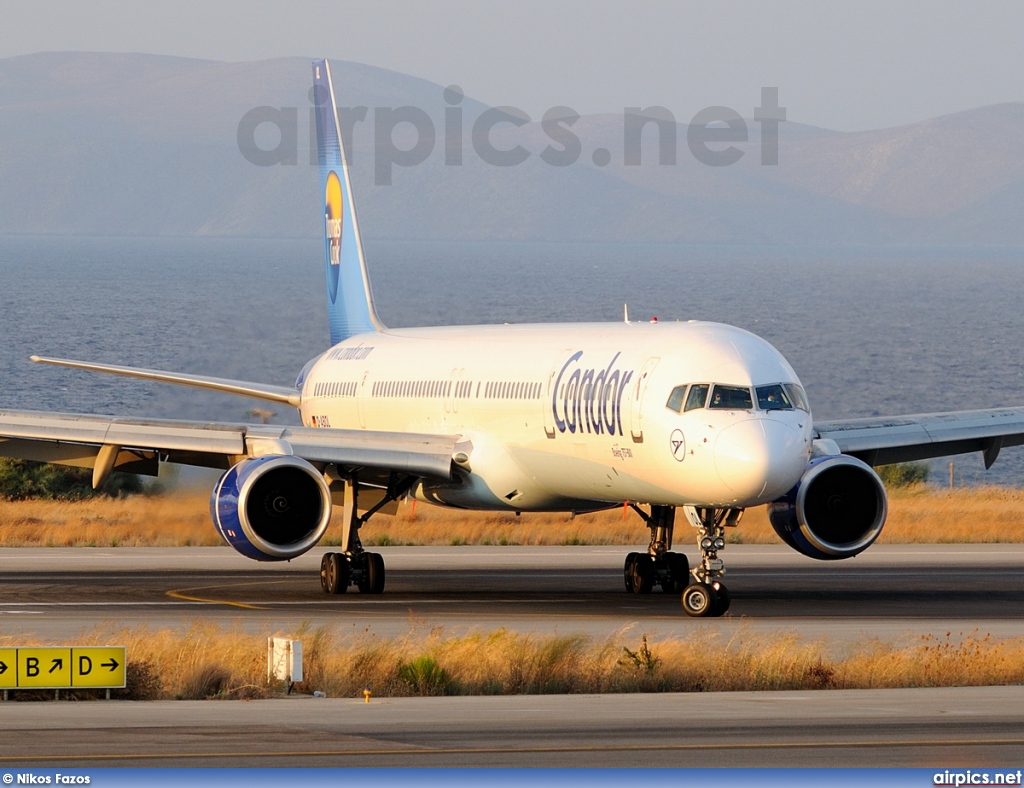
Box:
681 583 719 617
320 553 330 592
661 552 690 593
627 554 654 594
623 552 641 592
357 552 386 594
712 582 730 616
320 552 349 595
367 552 386 594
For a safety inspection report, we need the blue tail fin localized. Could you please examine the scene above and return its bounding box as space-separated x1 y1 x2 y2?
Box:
312 59 384 344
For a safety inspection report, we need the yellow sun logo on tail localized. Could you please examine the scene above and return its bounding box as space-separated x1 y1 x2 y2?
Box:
325 171 343 267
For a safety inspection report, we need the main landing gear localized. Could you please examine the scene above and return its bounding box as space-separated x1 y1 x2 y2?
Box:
624 504 742 617
623 504 691 595
320 550 385 594
320 471 415 595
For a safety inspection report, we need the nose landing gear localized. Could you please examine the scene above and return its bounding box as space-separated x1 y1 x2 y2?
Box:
680 506 742 617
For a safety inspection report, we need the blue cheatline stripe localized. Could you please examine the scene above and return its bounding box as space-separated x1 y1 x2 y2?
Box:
312 58 383 345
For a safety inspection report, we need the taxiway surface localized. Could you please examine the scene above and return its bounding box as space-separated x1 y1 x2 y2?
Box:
2 544 1023 767
1 544 1022 646
2 687 1023 767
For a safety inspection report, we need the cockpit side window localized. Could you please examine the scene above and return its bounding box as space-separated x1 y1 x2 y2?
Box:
784 383 810 412
756 384 793 411
665 385 686 413
684 383 709 412
708 385 753 410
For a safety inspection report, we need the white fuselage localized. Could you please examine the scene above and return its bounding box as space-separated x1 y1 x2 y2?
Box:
298 320 813 512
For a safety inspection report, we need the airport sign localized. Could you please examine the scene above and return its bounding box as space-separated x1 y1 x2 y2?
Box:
3 646 126 689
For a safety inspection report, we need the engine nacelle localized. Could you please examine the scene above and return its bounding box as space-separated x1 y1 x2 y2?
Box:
767 454 887 560
211 456 331 561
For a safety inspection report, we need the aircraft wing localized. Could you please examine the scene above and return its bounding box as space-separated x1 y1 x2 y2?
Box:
0 409 459 487
29 355 302 407
813 407 1024 469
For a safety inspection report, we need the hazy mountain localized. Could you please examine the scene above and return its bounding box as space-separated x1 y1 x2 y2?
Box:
0 52 1021 245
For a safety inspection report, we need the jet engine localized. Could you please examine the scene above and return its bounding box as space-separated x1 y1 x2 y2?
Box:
767 454 887 560
210 456 332 561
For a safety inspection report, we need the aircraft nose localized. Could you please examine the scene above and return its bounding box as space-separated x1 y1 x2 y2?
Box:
714 418 805 502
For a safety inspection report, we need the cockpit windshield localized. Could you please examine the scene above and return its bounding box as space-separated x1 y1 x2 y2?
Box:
709 385 753 410
666 382 810 413
756 384 791 410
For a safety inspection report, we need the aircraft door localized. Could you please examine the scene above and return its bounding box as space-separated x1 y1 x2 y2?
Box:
543 349 577 439
357 371 370 428
446 368 465 415
629 357 660 442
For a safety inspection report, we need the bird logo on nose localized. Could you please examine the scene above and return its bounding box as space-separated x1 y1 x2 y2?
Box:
670 429 686 462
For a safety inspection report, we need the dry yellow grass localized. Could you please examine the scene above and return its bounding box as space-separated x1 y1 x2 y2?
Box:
721 485 1024 545
0 495 215 547
3 623 1022 700
1 485 1023 547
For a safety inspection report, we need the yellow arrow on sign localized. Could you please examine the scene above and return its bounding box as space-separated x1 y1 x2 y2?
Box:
0 648 15 689
17 647 71 689
72 647 126 688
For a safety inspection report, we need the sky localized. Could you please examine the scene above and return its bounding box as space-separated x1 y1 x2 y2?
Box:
3 0 1023 132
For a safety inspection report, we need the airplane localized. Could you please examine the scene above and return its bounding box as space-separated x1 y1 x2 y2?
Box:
3 58 1024 617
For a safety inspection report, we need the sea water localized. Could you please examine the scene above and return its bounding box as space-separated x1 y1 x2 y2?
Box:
1 235 1022 486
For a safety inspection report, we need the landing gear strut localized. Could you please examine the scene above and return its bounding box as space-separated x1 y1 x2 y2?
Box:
679 506 742 617
623 504 691 595
320 471 414 595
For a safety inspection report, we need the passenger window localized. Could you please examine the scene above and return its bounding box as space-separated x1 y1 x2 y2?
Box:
684 384 709 412
708 385 753 410
756 384 793 411
665 385 686 413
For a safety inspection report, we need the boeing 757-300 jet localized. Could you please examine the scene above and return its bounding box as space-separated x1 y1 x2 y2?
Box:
3 60 1024 616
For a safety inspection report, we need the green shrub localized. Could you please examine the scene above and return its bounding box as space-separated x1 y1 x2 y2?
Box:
398 656 459 695
0 458 144 501
876 461 930 487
